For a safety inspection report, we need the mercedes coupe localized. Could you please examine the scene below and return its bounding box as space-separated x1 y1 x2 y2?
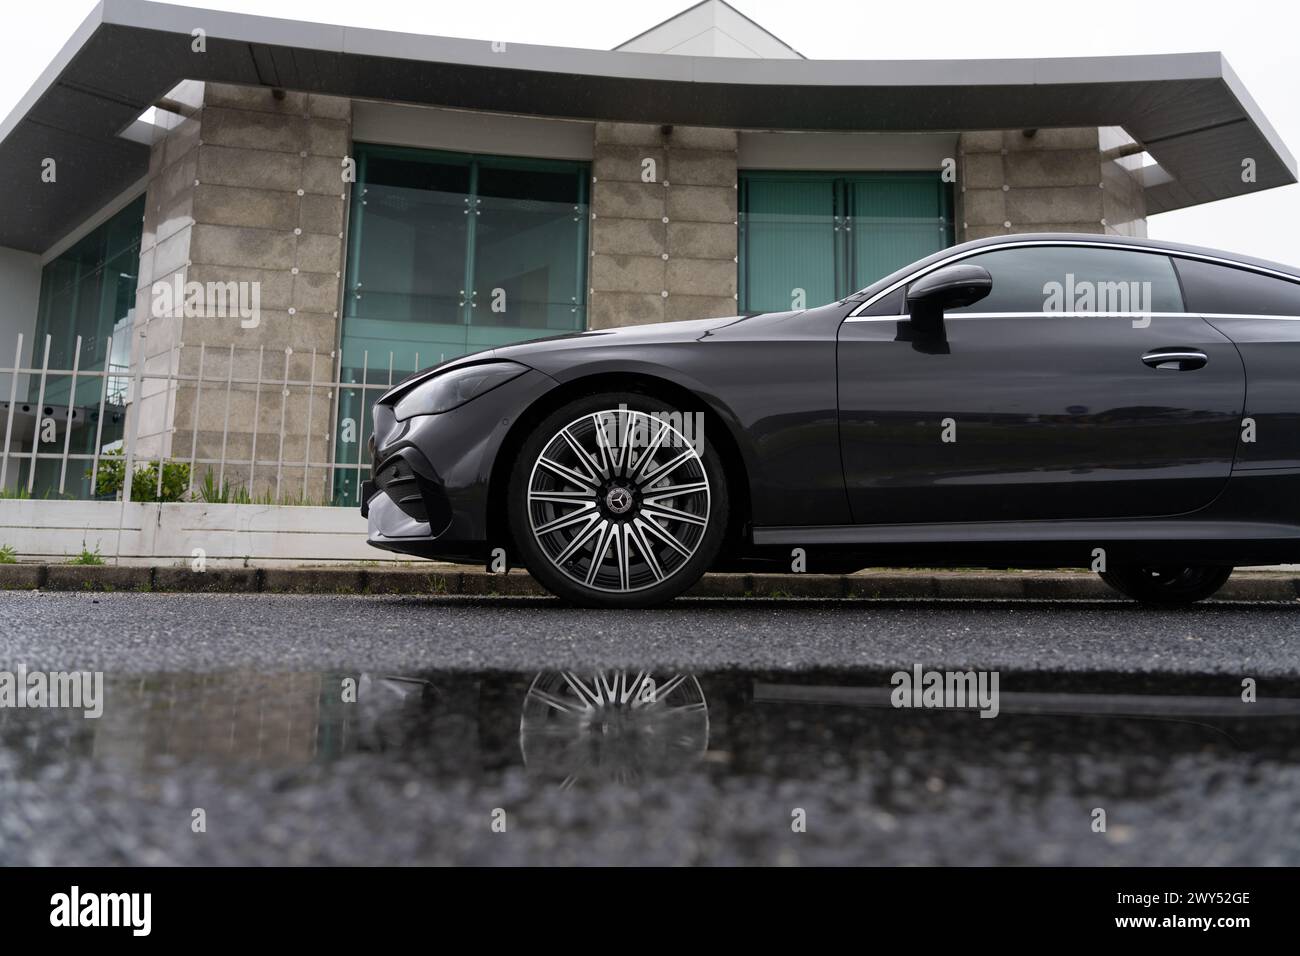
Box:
363 233 1300 607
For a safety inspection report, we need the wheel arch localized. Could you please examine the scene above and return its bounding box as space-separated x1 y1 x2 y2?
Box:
485 370 753 565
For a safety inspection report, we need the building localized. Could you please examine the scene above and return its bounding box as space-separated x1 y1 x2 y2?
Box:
0 0 1293 509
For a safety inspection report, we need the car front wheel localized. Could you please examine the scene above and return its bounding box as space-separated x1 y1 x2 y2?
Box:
1098 564 1233 605
508 393 728 608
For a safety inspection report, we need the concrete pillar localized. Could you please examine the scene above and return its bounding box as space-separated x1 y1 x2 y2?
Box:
955 128 1146 242
589 123 738 328
133 83 350 502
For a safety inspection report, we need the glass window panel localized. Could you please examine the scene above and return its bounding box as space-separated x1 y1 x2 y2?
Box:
25 194 143 496
946 246 1184 314
739 171 953 312
740 175 837 313
335 145 590 506
472 159 586 334
849 174 953 289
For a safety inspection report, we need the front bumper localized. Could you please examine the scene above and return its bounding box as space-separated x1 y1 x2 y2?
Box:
363 367 556 562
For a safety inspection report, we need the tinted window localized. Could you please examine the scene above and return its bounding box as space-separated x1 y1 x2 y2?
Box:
943 246 1183 314
1174 257 1300 316
858 286 905 316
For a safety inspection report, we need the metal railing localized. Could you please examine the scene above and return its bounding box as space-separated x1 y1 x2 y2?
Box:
0 332 404 508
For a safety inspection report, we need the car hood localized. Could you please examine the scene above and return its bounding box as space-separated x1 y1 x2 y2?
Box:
495 313 757 360
379 312 771 402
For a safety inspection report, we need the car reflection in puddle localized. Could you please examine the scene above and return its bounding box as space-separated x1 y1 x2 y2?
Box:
5 667 1300 864
520 671 711 788
5 668 1300 787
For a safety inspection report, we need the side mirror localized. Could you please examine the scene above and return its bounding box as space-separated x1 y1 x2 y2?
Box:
906 263 992 331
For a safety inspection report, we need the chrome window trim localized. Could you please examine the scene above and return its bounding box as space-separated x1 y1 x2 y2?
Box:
844 238 1300 321
846 311 1300 323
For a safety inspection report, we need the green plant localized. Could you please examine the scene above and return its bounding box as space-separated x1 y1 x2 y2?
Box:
197 469 332 507
0 486 31 500
132 460 190 502
90 450 190 502
0 545 17 564
199 469 238 504
69 544 104 566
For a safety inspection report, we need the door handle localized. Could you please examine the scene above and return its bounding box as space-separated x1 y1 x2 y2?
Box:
1142 349 1208 371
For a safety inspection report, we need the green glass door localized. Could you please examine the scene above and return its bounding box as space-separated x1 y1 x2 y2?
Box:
739 171 953 314
336 145 590 506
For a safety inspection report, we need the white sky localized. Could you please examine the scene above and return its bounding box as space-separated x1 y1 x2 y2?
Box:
5 0 1299 264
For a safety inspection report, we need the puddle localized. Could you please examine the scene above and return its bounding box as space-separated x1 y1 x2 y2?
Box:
4 668 1298 785
4 668 1299 864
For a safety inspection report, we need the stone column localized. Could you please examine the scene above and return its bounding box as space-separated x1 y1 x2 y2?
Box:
133 83 350 503
589 124 738 328
955 128 1145 241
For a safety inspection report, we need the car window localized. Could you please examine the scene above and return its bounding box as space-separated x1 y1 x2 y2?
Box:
1174 257 1300 316
857 287 905 316
942 246 1184 315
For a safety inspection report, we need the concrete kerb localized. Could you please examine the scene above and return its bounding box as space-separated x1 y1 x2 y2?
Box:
0 565 1297 601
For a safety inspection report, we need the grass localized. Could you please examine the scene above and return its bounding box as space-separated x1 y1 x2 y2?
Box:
197 470 333 507
68 545 105 566
0 545 16 564
0 487 69 500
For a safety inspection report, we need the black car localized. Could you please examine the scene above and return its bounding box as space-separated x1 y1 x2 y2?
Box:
363 233 1300 608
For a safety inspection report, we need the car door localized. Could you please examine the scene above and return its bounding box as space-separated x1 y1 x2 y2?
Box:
836 243 1246 525
1173 255 1300 474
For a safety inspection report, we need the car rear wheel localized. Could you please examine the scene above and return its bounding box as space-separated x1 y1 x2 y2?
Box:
1098 564 1232 605
508 393 728 608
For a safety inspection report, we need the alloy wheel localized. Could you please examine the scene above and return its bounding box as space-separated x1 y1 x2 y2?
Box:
525 408 710 594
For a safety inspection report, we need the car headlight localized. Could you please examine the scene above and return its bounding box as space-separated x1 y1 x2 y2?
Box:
392 361 528 421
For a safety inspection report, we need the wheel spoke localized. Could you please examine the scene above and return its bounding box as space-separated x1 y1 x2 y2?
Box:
628 521 665 581
614 407 637 475
533 503 597 536
595 671 623 705
591 413 616 478
558 426 600 483
538 455 598 492
554 515 605 565
636 514 691 557
627 420 671 482
642 481 709 503
653 673 689 701
561 672 603 708
620 670 649 704
642 503 708 528
584 520 616 585
614 526 630 591
640 448 696 488
529 489 597 509
527 687 584 714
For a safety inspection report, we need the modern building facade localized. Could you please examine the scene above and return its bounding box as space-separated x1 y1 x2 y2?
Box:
0 0 1293 506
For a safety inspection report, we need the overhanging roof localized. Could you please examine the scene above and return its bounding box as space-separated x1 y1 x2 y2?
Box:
2 0 1295 252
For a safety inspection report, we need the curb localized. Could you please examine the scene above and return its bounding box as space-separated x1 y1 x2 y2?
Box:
0 564 1297 601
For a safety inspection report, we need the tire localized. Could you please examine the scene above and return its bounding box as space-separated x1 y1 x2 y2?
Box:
1098 564 1233 605
508 392 729 608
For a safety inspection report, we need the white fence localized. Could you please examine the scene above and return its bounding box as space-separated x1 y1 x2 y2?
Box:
0 498 399 566
0 331 399 508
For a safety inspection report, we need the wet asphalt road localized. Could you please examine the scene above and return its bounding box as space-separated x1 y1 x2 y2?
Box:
2 590 1300 675
2 591 1299 865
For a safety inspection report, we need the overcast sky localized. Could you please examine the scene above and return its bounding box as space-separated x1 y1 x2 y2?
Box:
5 0 1299 263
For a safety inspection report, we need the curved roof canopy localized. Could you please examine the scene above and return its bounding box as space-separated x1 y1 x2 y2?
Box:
1 0 1294 252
